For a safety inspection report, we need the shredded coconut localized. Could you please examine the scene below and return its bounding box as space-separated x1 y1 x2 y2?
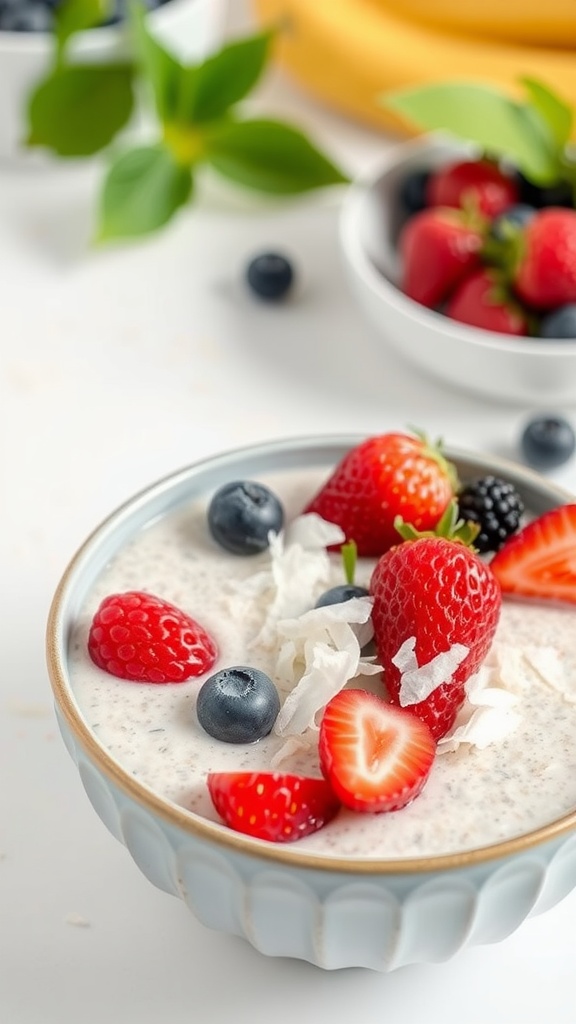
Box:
392 637 470 707
228 514 346 648
524 645 576 703
437 665 521 754
273 597 380 737
65 913 91 928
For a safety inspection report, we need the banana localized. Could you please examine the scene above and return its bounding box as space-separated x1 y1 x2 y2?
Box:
378 0 576 48
252 0 576 137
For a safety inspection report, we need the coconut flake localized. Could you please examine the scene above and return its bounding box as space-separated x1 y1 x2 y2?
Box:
493 643 530 694
284 512 345 550
273 597 381 736
231 514 347 648
394 640 470 707
437 666 521 754
523 645 576 702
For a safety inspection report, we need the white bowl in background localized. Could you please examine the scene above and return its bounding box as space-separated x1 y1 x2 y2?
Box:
0 0 225 162
47 434 576 972
339 134 576 406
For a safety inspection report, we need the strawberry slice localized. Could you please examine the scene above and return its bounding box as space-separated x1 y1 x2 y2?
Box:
318 689 436 813
207 771 340 843
490 504 576 604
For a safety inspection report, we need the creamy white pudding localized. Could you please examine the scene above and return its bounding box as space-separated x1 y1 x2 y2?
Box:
67 466 576 858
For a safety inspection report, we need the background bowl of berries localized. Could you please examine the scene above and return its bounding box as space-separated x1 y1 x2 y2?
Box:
0 0 223 161
340 77 576 405
47 430 576 972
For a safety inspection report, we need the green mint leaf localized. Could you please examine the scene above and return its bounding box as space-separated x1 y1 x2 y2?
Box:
27 64 134 157
97 144 192 241
182 31 273 123
129 0 183 121
56 0 111 50
206 118 349 193
519 76 573 151
384 81 561 185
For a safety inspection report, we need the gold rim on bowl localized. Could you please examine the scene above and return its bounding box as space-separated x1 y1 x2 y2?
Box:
46 434 576 875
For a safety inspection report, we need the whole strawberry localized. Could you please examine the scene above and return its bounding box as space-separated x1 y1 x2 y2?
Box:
513 208 576 310
370 509 501 739
399 206 483 308
426 159 519 218
88 590 218 683
446 268 530 336
304 431 458 558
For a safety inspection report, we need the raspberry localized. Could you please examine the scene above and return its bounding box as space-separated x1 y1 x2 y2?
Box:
457 476 524 554
88 591 218 683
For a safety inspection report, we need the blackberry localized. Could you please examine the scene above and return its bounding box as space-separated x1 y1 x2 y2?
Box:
457 475 524 554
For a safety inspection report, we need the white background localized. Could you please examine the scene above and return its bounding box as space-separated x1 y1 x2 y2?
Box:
2 2 576 1022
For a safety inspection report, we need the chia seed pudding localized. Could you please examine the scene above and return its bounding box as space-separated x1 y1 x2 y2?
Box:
67 466 576 859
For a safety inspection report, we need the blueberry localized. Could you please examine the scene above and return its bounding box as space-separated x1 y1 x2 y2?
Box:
315 584 369 608
196 666 280 743
0 2 52 31
539 305 576 339
517 174 574 209
489 204 536 241
0 0 169 31
520 415 576 470
398 168 430 215
207 480 284 555
246 253 294 301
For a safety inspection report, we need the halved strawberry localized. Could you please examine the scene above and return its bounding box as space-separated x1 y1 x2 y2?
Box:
490 504 576 604
207 771 340 843
318 689 436 813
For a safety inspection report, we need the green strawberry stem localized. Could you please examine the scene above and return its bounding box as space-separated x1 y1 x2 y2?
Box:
395 499 480 548
341 540 357 585
407 426 460 493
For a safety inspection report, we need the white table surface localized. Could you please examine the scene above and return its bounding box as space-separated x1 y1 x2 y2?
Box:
2 4 576 1022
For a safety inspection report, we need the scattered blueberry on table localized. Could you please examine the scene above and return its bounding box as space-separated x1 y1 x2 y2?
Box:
196 666 280 743
520 415 576 470
246 253 295 301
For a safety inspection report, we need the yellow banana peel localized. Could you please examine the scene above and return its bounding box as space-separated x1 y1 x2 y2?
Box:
252 0 576 137
378 0 576 48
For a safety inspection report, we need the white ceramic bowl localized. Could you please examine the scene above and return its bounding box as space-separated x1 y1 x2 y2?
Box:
0 0 224 162
47 434 576 972
340 135 576 406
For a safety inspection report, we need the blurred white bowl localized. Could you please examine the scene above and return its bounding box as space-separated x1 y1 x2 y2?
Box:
340 134 576 406
0 0 225 162
47 434 576 972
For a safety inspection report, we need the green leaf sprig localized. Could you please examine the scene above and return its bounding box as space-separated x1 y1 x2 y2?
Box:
383 76 576 194
26 0 349 242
